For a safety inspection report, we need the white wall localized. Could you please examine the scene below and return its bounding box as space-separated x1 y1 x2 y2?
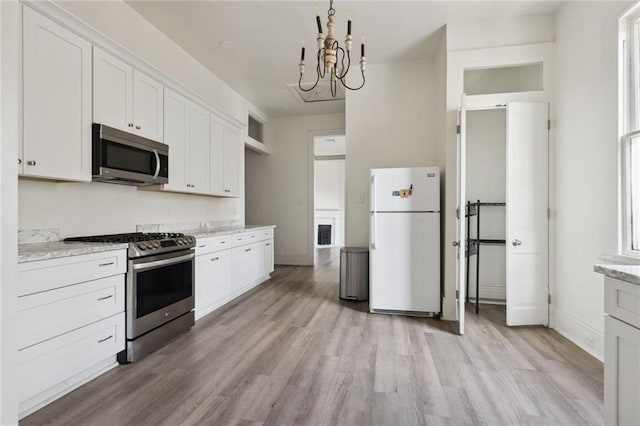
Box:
245 113 345 265
314 159 345 246
466 109 506 300
16 1 247 238
553 1 631 361
345 59 443 247
1 1 20 422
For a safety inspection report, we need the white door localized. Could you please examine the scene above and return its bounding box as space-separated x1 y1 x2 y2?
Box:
93 47 133 133
370 212 440 313
223 125 241 197
163 88 189 192
188 102 210 194
209 115 225 196
370 167 440 212
133 69 163 142
22 7 92 182
456 99 468 335
506 102 549 326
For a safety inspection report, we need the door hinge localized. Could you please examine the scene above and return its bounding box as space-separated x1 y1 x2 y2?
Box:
548 294 552 305
547 119 551 130
456 207 460 220
456 290 460 299
456 124 461 135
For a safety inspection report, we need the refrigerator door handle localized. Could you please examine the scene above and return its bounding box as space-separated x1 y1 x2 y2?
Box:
371 212 377 249
371 175 377 249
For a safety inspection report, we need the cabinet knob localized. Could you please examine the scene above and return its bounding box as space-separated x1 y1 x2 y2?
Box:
17 159 22 165
135 125 141 130
128 123 134 127
27 160 36 166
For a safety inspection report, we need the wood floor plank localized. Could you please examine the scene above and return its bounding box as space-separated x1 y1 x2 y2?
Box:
21 248 604 426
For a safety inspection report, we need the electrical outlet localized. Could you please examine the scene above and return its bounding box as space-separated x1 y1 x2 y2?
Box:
584 335 595 349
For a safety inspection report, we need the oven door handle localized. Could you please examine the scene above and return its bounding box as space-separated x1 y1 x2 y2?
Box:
152 149 160 180
132 252 194 271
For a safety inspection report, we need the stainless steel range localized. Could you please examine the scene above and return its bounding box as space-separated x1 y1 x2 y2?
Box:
65 232 196 362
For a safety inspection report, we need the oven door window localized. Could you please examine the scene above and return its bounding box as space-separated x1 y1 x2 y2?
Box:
136 260 193 318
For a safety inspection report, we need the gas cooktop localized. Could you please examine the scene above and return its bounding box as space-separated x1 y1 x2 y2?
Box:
64 232 196 258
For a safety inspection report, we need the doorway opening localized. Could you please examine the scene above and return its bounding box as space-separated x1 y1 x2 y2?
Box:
313 135 345 258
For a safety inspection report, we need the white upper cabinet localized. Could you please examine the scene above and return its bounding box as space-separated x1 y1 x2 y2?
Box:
93 47 163 142
163 88 210 194
210 114 241 198
163 88 189 191
22 7 92 182
188 102 210 194
133 70 164 142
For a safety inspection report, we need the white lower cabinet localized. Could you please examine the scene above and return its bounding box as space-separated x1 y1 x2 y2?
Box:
604 276 640 426
195 229 275 320
17 250 126 418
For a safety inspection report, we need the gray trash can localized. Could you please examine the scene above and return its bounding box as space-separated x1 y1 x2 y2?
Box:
339 247 369 301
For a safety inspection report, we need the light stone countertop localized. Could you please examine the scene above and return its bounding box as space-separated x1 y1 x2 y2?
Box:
18 241 129 264
181 225 276 239
594 263 640 286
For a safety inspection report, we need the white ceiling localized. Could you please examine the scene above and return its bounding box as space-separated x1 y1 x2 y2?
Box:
126 1 561 118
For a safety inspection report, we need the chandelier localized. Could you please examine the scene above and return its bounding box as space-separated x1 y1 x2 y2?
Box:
298 0 366 97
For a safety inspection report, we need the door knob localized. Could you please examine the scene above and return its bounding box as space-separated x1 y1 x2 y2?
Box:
512 239 522 246
452 241 460 247
135 125 141 130
26 160 36 166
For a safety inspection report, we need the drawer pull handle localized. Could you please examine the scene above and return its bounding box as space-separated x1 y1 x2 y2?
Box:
199 245 206 248
99 262 115 267
245 248 251 252
98 335 113 344
266 243 271 246
98 295 114 301
220 241 226 244
211 257 219 261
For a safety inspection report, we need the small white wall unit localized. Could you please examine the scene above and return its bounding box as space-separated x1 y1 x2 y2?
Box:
93 47 163 142
17 250 127 418
21 6 92 182
245 101 270 155
604 277 640 426
211 114 241 197
163 88 212 195
194 228 274 320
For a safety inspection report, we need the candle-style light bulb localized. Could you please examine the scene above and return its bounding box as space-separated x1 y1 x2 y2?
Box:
347 11 352 35
361 36 366 57
315 4 323 34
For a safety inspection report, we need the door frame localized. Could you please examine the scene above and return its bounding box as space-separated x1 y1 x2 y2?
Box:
306 128 346 266
457 103 550 332
443 42 556 328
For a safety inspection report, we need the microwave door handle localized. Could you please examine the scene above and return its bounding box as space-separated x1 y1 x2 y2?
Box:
152 149 160 180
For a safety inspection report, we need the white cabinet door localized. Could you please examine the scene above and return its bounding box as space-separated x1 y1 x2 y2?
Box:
93 47 133 132
163 88 189 192
133 69 163 142
263 239 274 275
195 254 213 312
223 125 241 197
210 250 233 304
506 102 549 326
22 7 92 182
210 115 225 196
605 315 640 426
232 246 250 292
188 103 210 194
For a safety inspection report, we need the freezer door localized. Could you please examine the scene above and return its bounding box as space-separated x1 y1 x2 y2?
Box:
371 167 439 212
369 212 440 313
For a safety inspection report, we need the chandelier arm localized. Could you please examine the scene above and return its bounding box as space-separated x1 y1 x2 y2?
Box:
336 47 350 80
317 48 326 79
338 69 366 91
297 70 321 93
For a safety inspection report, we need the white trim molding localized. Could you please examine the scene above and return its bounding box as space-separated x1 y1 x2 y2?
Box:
553 309 604 362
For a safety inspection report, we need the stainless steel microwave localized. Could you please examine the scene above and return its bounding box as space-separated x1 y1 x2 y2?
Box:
92 123 169 186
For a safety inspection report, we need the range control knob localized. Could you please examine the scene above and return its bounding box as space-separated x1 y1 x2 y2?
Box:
138 244 147 251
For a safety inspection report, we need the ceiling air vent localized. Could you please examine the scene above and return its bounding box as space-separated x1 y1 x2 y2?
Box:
287 81 345 103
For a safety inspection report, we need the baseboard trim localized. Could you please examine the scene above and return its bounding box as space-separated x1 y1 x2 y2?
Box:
275 253 310 266
552 309 604 362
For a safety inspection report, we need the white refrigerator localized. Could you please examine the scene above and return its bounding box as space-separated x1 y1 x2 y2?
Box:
369 167 440 315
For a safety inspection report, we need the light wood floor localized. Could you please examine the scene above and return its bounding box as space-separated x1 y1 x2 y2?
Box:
23 247 603 425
